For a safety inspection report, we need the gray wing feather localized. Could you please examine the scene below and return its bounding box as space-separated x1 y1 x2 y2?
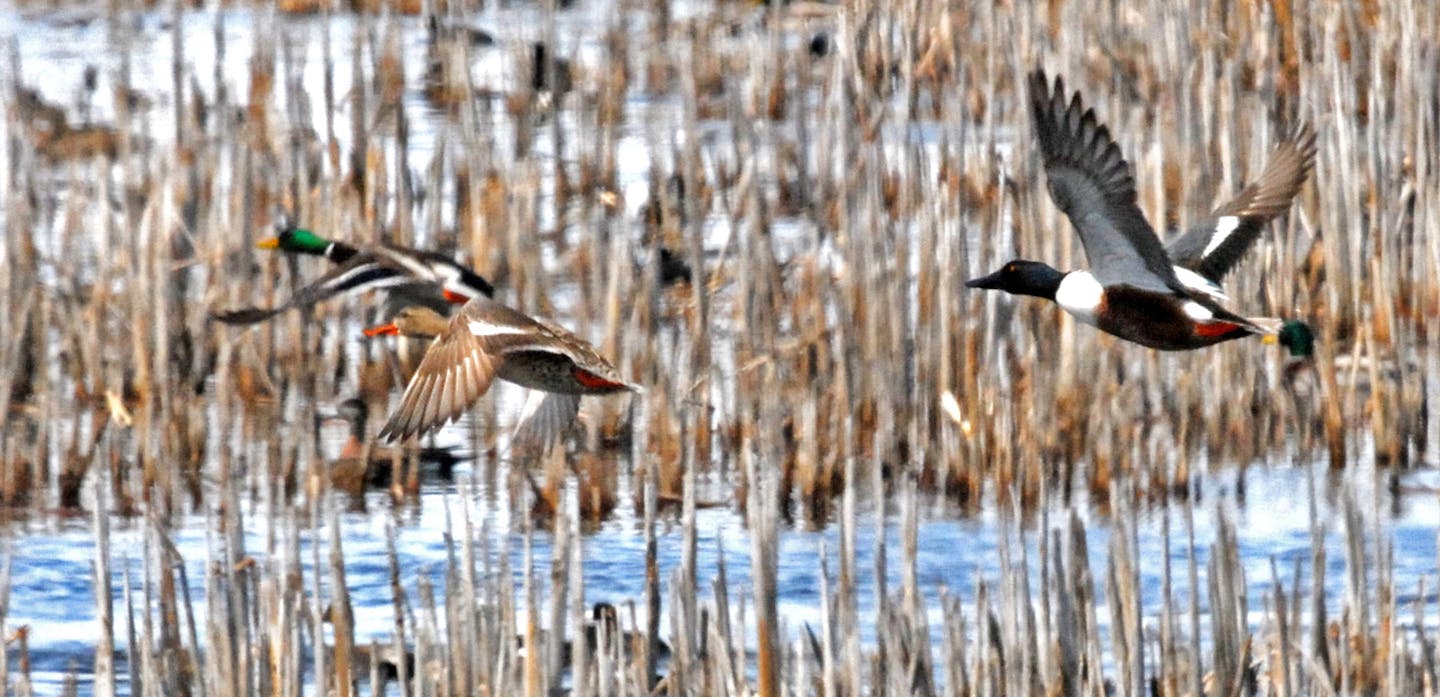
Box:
1029 70 1179 293
512 391 581 454
211 250 444 324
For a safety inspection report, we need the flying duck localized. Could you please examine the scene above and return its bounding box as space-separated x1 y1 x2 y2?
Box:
366 301 640 450
967 69 1315 350
214 230 495 324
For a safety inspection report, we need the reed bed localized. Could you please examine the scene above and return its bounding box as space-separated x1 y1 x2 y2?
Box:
0 0 1437 694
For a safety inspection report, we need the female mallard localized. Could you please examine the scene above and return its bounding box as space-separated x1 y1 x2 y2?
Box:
366 301 640 451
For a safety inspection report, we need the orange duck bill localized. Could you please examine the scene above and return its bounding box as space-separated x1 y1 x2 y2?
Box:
362 322 401 337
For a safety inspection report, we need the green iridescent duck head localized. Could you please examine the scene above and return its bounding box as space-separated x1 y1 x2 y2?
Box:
257 228 330 255
256 228 358 263
1273 320 1315 358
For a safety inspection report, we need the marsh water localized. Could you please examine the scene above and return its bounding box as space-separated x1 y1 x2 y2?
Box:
8 441 1440 694
3 2 1440 696
9 446 1440 693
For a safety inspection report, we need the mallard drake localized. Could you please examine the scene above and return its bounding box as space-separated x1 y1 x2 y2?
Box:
1278 321 1422 414
365 302 639 450
1274 321 1425 385
967 70 1314 350
215 233 494 324
1272 321 1428 459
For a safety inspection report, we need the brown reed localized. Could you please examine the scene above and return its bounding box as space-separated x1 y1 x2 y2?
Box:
0 0 1436 694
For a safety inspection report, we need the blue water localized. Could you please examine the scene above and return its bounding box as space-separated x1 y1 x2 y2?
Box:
5 458 1439 695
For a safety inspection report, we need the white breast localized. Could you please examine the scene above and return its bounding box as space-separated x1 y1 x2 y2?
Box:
1055 271 1103 327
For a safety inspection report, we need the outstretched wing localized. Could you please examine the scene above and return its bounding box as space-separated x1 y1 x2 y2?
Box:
1167 124 1316 282
380 245 496 299
211 250 442 325
1029 70 1179 293
378 312 499 442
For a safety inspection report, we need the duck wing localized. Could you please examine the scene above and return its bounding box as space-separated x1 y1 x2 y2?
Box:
211 252 424 324
211 245 485 325
1029 70 1179 294
512 391 582 454
1167 124 1316 282
375 299 585 442
376 244 495 299
378 309 502 442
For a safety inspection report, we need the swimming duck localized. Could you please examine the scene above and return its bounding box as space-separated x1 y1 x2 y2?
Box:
317 604 416 692
967 70 1314 350
326 397 468 489
528 42 574 96
515 602 672 664
366 302 640 450
215 233 494 324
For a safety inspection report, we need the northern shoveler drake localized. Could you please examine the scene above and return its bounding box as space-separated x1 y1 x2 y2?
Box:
366 302 640 449
214 231 495 324
967 69 1316 350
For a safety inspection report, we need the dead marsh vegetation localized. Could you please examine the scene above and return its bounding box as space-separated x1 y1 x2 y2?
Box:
0 0 1438 695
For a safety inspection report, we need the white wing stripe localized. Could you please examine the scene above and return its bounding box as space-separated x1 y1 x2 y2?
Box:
1173 266 1228 301
1181 301 1213 321
467 319 532 337
1201 215 1240 259
377 247 435 277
